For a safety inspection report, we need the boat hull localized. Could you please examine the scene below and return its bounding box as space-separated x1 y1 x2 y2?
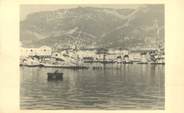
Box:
47 73 63 81
43 65 89 69
151 62 165 65
20 64 44 67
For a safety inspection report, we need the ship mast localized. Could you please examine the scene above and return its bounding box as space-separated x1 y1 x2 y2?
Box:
154 19 160 49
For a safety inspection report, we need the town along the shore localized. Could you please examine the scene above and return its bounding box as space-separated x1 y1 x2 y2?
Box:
20 45 165 68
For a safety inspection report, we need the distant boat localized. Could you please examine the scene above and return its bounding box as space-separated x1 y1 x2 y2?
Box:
42 63 89 69
100 60 115 64
151 62 165 65
123 61 133 64
151 56 165 65
20 59 43 67
137 60 148 64
137 62 148 64
20 64 44 67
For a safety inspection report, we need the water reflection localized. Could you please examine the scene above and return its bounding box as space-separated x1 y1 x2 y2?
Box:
20 64 164 110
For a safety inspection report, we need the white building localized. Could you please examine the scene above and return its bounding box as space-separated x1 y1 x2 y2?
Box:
38 46 52 56
20 46 52 57
108 49 129 55
129 52 142 61
76 49 97 58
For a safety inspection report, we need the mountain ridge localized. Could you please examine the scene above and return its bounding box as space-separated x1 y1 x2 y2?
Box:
20 5 164 49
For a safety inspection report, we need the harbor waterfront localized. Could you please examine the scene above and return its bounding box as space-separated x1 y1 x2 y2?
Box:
20 46 165 109
20 64 164 110
20 46 165 67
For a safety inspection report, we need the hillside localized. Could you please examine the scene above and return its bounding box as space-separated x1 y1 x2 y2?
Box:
20 5 164 49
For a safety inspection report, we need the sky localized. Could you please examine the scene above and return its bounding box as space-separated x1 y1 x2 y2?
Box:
20 4 140 21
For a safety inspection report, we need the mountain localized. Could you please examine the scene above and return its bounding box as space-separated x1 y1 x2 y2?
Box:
20 5 164 49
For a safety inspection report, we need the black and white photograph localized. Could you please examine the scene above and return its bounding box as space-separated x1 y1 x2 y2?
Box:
20 4 165 110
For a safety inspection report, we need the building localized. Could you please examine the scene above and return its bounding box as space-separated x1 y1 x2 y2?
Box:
38 46 52 56
129 51 142 62
76 48 97 59
20 46 52 57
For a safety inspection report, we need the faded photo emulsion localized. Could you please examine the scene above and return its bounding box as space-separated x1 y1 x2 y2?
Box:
20 4 165 110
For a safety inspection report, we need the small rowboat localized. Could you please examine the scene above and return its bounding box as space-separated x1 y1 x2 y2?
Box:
47 70 63 81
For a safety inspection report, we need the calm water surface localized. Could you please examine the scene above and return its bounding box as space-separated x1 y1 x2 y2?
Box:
20 64 164 110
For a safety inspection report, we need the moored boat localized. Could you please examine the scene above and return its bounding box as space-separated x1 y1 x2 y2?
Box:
42 63 89 69
20 64 44 67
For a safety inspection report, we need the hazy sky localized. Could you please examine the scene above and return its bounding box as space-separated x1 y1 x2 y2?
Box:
20 4 140 20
